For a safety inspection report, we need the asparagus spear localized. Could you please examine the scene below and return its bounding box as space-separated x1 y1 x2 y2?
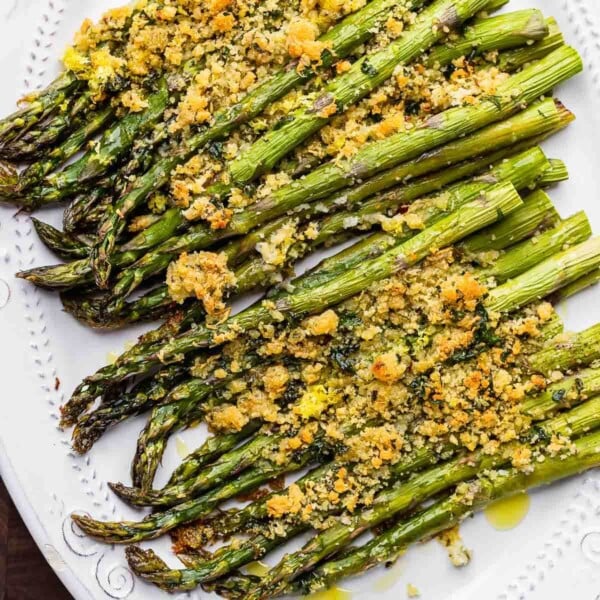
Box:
31 219 91 261
487 237 600 313
62 176 116 233
0 72 80 146
15 106 115 192
425 9 548 68
69 364 190 454
459 188 560 254
109 47 582 304
498 17 564 72
293 428 600 596
480 211 591 282
17 78 170 209
527 322 600 377
550 269 600 304
228 0 519 184
4 91 97 160
166 421 263 486
536 158 569 187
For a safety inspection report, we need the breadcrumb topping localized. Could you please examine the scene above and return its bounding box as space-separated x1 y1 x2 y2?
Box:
166 251 236 318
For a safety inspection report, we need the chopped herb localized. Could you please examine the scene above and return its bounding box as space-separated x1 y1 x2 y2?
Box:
361 59 378 77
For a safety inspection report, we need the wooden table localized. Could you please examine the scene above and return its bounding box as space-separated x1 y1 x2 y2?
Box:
0 478 71 600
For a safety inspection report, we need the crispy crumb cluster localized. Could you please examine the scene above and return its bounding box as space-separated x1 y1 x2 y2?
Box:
166 250 237 318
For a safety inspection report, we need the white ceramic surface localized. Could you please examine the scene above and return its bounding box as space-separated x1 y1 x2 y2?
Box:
1 1 600 598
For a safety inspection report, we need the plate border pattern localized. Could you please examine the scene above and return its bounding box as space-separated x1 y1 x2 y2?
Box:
4 1 600 599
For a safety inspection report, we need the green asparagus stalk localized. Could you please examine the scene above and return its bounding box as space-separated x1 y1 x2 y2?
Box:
166 421 263 486
527 322 600 376
0 72 80 146
460 189 560 254
15 106 115 192
69 364 190 453
62 176 115 233
295 428 600 596
537 157 569 186
31 219 91 260
487 237 600 313
228 0 503 183
19 78 170 209
480 211 591 282
4 91 97 161
109 47 582 303
498 17 564 72
550 269 600 304
425 9 548 68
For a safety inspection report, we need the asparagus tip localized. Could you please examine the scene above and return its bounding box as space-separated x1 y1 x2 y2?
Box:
126 545 169 575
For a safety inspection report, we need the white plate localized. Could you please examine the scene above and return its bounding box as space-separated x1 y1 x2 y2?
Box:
1 1 600 599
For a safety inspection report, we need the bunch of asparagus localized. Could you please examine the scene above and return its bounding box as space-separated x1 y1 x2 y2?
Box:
3 0 600 596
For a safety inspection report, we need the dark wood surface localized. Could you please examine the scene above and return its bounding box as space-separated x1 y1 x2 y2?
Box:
0 478 71 600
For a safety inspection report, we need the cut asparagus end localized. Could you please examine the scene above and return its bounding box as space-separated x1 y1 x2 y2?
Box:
498 17 565 73
426 8 549 68
487 235 600 313
482 211 592 283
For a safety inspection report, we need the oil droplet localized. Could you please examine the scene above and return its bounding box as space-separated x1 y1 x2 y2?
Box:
106 351 118 365
484 492 530 530
304 587 351 600
175 436 190 459
374 561 402 592
245 561 269 576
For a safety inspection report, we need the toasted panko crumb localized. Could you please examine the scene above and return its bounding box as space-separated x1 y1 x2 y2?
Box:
305 310 339 336
436 525 471 567
166 251 236 317
266 483 305 517
372 351 406 383
286 19 330 65
208 404 249 432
